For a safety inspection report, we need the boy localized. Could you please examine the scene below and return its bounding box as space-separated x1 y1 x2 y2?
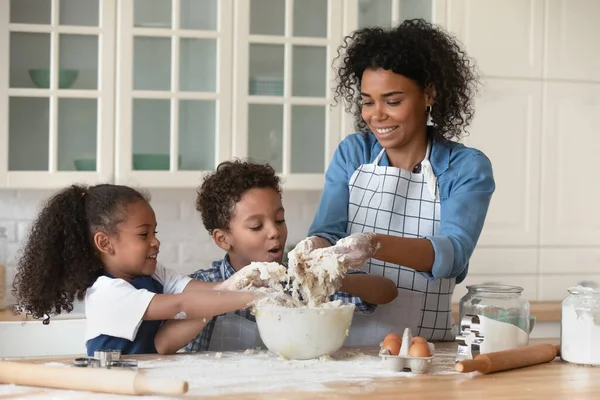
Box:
185 160 398 352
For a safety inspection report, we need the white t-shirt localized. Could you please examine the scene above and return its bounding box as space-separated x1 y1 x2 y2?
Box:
84 264 192 342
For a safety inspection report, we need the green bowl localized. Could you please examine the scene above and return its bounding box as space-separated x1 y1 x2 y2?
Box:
28 69 79 89
133 154 182 171
74 159 96 171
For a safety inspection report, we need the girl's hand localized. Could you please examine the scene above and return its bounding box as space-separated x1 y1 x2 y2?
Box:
218 262 287 291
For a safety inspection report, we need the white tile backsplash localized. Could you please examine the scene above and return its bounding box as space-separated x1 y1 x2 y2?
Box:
0 188 323 304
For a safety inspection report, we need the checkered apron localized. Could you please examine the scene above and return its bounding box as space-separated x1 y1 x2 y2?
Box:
344 141 456 345
208 261 264 351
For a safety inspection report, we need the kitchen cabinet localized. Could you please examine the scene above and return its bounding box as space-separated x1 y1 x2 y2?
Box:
1 0 116 188
0 0 350 189
436 0 600 300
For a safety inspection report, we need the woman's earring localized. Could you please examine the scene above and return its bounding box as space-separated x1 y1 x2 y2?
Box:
426 105 433 126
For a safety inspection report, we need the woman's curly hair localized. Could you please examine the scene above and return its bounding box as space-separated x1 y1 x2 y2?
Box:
334 19 480 141
12 184 148 323
197 160 281 234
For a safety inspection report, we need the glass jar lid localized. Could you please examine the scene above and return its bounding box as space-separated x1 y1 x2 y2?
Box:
466 284 524 294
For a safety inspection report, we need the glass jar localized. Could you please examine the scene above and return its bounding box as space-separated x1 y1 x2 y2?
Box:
459 284 531 333
561 286 600 365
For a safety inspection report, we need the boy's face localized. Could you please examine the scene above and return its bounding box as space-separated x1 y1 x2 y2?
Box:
215 187 288 270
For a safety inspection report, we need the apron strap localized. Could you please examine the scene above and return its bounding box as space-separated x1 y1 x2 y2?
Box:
422 140 438 200
373 148 386 165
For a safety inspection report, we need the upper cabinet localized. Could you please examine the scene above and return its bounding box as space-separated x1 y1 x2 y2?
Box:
0 0 347 189
1 0 116 188
114 0 232 188
443 0 545 79
231 0 344 189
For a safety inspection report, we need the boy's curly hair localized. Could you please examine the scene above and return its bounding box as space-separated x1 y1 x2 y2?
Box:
335 19 480 141
197 160 281 234
12 184 148 323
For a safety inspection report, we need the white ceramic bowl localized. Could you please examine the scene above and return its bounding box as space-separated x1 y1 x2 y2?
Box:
254 303 355 360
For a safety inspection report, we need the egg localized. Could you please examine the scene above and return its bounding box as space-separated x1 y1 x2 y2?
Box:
411 336 428 345
383 333 402 343
381 338 401 356
408 342 431 358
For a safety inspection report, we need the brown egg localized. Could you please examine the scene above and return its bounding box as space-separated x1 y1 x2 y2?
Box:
383 333 402 343
408 342 431 358
411 336 428 345
381 338 401 356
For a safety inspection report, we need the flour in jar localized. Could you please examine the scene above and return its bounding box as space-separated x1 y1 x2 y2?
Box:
561 286 600 366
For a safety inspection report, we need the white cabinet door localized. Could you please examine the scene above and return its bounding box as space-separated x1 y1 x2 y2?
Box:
462 79 542 246
540 82 600 246
115 0 233 188
0 0 116 188
231 0 344 190
545 0 600 82
443 0 544 79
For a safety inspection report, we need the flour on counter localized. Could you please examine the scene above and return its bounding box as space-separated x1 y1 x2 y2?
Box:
0 346 459 399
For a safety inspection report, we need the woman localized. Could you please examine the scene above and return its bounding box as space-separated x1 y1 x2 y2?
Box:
295 19 495 343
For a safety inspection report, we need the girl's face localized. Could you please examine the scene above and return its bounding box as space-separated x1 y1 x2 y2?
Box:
96 200 160 280
360 68 432 149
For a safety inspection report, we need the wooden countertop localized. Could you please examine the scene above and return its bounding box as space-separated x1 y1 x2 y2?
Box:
3 338 599 399
1 301 562 323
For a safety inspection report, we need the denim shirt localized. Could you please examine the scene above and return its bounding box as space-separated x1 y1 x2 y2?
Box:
308 132 495 284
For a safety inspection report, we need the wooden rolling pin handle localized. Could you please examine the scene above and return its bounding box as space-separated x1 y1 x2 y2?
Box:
455 359 489 373
0 361 189 396
134 375 189 395
455 344 560 374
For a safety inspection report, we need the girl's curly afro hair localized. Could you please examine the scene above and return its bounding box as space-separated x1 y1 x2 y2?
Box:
334 18 480 141
12 184 148 323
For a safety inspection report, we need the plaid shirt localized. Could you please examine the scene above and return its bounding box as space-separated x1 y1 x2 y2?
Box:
184 255 377 352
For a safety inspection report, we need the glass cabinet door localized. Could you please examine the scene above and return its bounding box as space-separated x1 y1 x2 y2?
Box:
115 0 230 187
233 0 343 188
357 0 433 28
1 0 115 187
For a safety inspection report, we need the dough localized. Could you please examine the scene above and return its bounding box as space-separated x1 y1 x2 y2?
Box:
242 236 365 309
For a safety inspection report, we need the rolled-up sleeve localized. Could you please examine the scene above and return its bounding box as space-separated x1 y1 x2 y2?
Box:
426 150 495 282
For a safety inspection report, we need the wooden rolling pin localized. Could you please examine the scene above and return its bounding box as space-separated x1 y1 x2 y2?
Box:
0 361 188 396
455 343 561 374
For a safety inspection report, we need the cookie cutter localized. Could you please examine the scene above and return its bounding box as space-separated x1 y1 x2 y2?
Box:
74 349 138 370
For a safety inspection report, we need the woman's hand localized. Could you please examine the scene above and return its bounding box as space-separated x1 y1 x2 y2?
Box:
288 236 331 271
330 232 380 270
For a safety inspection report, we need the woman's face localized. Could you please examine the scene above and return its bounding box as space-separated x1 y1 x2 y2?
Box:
360 68 431 149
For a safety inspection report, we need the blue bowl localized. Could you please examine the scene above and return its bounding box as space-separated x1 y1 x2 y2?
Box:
29 69 79 89
73 159 96 171
133 154 183 171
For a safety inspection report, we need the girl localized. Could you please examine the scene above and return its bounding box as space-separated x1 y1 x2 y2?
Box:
12 184 264 355
294 19 495 343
